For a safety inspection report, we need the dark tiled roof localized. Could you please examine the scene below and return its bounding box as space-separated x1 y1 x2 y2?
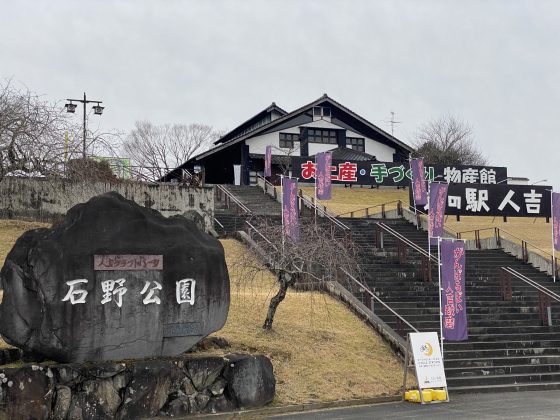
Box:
324 147 375 162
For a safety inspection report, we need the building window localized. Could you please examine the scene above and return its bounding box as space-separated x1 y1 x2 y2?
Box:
347 137 365 152
307 129 337 145
279 132 299 148
312 106 332 121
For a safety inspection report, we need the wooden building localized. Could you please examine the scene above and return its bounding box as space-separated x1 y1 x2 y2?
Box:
162 94 412 185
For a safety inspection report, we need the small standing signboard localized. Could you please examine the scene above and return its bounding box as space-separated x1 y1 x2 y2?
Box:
402 331 449 404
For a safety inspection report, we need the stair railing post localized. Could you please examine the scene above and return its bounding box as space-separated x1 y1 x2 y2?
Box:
396 317 404 338
522 241 528 263
421 256 430 282
499 270 512 301
539 291 552 326
382 204 386 218
397 239 407 264
366 293 374 313
495 227 502 247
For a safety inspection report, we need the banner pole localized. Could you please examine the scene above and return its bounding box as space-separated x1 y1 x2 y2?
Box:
428 181 431 259
314 156 317 223
409 154 419 230
552 190 556 282
281 175 285 253
438 236 444 357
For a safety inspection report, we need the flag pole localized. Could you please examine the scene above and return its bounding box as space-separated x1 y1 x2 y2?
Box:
314 155 317 222
552 190 556 282
281 175 285 253
409 154 419 230
438 236 444 357
428 181 431 259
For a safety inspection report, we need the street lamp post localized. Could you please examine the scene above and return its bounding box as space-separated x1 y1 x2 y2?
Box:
65 93 104 159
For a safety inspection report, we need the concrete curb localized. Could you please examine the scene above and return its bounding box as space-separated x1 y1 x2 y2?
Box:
171 395 401 419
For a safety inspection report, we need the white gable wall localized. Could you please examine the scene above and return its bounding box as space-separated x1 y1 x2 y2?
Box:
246 120 396 161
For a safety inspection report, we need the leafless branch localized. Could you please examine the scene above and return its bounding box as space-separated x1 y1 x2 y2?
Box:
412 115 487 166
121 121 223 181
234 217 360 330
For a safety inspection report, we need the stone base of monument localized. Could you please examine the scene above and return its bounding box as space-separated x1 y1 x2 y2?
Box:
0 353 275 419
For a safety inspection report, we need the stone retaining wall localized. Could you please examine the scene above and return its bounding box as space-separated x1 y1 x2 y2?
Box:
0 177 214 230
0 353 275 419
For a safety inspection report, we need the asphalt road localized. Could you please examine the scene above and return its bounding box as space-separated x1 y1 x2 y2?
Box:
267 391 560 419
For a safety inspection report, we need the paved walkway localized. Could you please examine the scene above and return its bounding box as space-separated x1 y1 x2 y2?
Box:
268 391 560 419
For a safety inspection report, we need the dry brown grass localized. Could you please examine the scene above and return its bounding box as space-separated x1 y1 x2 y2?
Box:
209 239 407 404
0 220 50 268
0 222 408 403
300 186 408 217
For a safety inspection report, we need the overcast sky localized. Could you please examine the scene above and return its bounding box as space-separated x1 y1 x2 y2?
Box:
2 0 559 189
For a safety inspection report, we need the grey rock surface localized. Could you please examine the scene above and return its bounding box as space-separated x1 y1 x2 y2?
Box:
0 192 230 363
0 353 276 419
224 354 276 408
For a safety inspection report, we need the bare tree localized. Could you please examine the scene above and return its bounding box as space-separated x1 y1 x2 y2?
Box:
236 217 360 331
0 79 73 180
412 115 487 166
122 121 223 181
0 79 122 181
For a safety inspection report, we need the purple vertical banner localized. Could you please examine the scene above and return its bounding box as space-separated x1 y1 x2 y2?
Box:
316 152 332 200
429 183 448 246
553 192 560 252
410 158 427 206
282 177 299 242
264 145 272 177
440 239 468 341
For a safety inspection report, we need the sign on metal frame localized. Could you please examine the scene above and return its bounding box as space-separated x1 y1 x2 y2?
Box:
402 331 449 404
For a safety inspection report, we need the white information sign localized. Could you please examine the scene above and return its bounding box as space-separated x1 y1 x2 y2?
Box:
409 332 447 389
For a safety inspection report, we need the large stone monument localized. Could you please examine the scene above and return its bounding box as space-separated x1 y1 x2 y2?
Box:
0 192 230 363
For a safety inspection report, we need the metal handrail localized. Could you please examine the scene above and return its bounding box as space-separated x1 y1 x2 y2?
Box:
297 189 338 219
256 174 279 200
213 216 224 229
256 174 348 230
337 200 403 218
501 267 560 302
298 192 350 230
376 222 437 262
458 226 552 256
339 267 419 333
404 204 461 237
215 185 252 214
245 220 278 250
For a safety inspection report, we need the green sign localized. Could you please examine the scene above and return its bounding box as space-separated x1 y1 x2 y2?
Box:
93 157 131 179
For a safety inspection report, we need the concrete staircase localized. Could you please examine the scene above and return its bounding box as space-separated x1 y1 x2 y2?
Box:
213 185 560 393
343 217 560 393
214 185 282 236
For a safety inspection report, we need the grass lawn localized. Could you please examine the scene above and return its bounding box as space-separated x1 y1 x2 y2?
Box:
0 221 408 405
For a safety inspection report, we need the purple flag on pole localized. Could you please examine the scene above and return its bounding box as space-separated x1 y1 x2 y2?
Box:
410 158 427 206
282 177 299 242
316 152 332 200
429 183 448 246
553 192 560 252
440 239 468 341
264 145 272 177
